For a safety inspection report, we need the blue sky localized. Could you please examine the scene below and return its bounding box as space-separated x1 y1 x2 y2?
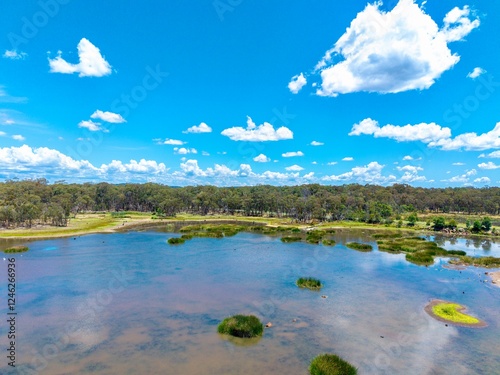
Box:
1 0 499 187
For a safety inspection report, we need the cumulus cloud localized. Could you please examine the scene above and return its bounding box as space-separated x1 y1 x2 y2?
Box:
174 147 197 155
445 169 477 183
452 162 465 166
282 151 304 158
342 157 354 161
285 165 304 171
479 151 500 158
293 0 479 97
221 116 293 141
78 120 102 132
474 177 490 184
288 73 307 94
327 162 337 166
323 161 396 185
157 138 186 145
478 162 500 170
403 155 413 161
49 38 112 77
12 134 25 141
183 122 212 134
253 154 271 163
3 50 27 60
467 67 486 79
429 123 500 151
397 165 426 182
310 141 324 146
91 110 126 123
350 118 451 143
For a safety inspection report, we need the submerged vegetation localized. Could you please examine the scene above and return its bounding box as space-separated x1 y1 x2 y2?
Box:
3 246 29 253
297 277 322 290
322 239 336 246
281 236 302 243
217 315 264 338
167 237 185 245
346 242 373 252
449 256 500 268
309 354 357 375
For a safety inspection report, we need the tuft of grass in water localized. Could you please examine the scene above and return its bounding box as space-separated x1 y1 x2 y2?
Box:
346 242 373 252
405 251 435 266
447 250 467 256
296 277 322 290
432 303 479 324
309 353 357 375
167 237 185 245
322 239 336 246
3 246 29 253
217 315 263 338
449 255 500 268
281 236 302 243
306 230 326 244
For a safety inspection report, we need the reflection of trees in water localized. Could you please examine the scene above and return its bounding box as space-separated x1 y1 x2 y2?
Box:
481 240 492 252
434 236 445 246
449 238 457 246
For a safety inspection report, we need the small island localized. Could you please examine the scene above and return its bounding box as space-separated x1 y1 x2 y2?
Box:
346 242 373 252
167 237 185 245
309 353 357 375
3 246 29 254
217 314 264 338
297 277 322 290
425 300 486 328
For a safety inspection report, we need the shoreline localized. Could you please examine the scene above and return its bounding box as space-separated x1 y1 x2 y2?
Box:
487 271 500 287
424 299 487 328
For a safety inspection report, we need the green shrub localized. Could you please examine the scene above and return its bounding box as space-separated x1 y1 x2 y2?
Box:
167 237 185 245
297 277 322 290
3 246 29 253
447 250 466 256
309 354 357 375
322 239 336 246
217 315 263 338
346 242 373 252
281 236 302 243
406 251 434 266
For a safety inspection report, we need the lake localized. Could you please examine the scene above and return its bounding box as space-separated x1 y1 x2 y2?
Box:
1 229 499 374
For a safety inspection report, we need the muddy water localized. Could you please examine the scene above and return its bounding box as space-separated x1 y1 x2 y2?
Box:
0 230 499 374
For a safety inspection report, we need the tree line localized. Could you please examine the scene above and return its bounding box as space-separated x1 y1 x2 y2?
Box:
0 179 499 228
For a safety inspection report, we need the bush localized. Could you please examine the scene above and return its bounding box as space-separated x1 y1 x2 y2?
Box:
167 237 185 245
297 277 322 290
3 246 29 253
281 236 302 243
447 250 466 256
217 315 263 338
346 242 373 252
309 354 357 375
433 217 446 231
322 239 336 246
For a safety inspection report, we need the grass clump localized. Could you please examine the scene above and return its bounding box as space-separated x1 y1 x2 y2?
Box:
217 315 264 338
309 354 357 375
449 256 500 268
167 237 185 245
346 242 373 252
447 250 467 256
432 303 480 325
297 277 322 290
306 230 326 244
322 239 336 246
281 236 302 243
3 246 29 253
405 251 434 266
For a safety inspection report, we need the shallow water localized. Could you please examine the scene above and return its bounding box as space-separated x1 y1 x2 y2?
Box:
0 230 499 374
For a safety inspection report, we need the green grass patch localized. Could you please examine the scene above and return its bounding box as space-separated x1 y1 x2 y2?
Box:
309 353 357 375
346 242 373 252
322 239 336 246
281 236 302 243
405 251 435 266
450 256 500 268
447 250 467 256
167 237 185 245
217 315 264 338
432 303 480 324
3 246 29 253
297 277 322 290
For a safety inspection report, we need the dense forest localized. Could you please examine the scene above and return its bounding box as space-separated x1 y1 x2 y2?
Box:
0 179 498 228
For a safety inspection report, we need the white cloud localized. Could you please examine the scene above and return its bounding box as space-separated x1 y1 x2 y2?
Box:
452 162 465 166
174 147 197 155
397 165 423 173
323 161 396 185
296 1 479 97
202 151 210 156
0 131 6 136
479 151 500 158
474 177 490 184
429 122 500 151
78 120 102 132
91 110 126 123
288 73 307 94
0 86 27 104
282 151 304 158
467 67 486 79
478 162 500 170
253 154 271 163
12 134 25 141
397 165 426 182
183 122 212 134
403 155 413 161
159 138 186 145
310 141 324 146
221 116 293 141
327 162 337 166
285 165 304 171
342 157 354 161
303 172 315 180
48 38 112 77
3 50 27 60
445 169 477 183
350 118 451 143
312 161 317 165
